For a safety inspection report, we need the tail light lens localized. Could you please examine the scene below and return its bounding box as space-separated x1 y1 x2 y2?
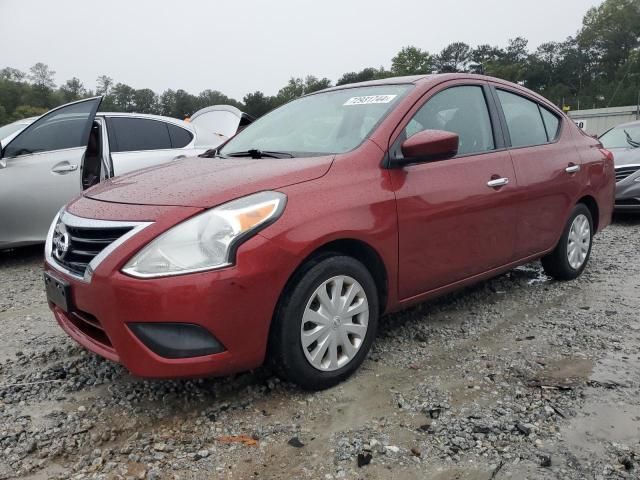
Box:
599 148 614 163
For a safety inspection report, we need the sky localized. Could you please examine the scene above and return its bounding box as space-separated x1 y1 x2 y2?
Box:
0 0 601 100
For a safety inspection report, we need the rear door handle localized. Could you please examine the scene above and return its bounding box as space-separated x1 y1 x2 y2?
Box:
487 177 509 188
51 163 78 174
565 164 580 173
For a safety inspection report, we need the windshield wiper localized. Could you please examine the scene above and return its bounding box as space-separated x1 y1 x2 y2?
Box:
624 130 640 148
225 149 294 159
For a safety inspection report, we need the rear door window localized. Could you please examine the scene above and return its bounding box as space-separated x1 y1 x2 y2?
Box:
496 90 548 148
108 117 172 153
167 123 193 148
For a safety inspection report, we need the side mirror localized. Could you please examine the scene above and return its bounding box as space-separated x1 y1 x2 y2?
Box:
390 130 459 168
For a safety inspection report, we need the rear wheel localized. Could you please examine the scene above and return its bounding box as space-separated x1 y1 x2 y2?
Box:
541 204 593 280
270 255 379 390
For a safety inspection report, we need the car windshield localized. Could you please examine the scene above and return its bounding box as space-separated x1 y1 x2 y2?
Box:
219 85 411 157
0 121 28 140
599 124 640 149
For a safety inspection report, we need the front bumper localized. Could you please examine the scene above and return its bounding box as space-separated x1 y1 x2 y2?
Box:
45 230 297 379
615 173 640 211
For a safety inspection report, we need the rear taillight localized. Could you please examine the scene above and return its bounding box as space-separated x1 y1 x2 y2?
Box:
599 148 614 163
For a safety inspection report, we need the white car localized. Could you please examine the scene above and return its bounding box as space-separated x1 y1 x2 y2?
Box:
0 97 254 248
0 117 37 147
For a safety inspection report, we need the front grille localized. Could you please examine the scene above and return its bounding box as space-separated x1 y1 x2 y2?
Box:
51 218 133 277
69 309 113 348
62 225 132 275
615 165 640 182
615 198 640 206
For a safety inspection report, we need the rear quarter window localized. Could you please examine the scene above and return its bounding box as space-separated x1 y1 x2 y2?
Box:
167 123 194 148
540 107 560 141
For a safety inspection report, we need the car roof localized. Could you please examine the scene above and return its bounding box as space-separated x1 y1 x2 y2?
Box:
318 75 432 93
609 119 640 129
317 73 498 92
314 73 564 116
97 112 192 130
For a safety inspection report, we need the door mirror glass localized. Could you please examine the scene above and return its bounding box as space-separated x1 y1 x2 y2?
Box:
2 97 102 159
394 130 459 166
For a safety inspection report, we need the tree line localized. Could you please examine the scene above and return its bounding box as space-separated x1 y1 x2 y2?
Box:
1 0 638 127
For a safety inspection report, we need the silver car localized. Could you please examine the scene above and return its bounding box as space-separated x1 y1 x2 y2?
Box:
0 97 254 248
599 120 640 211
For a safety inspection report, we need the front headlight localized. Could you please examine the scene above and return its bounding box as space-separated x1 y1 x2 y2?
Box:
122 191 286 278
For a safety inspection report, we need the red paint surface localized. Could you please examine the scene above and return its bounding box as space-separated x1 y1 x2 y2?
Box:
46 74 614 379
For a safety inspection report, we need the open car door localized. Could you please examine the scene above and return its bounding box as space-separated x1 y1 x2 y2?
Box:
0 96 102 248
188 105 254 151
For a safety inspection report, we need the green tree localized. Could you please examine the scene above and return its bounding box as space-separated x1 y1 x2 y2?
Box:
133 88 158 113
28 63 56 89
0 67 26 82
303 76 332 93
96 75 114 95
173 89 196 118
243 91 276 118
159 89 176 117
336 67 390 86
578 0 640 80
11 104 48 121
276 78 305 104
469 44 502 74
27 63 56 108
196 89 243 111
60 77 86 102
436 42 471 72
391 46 433 75
111 83 135 111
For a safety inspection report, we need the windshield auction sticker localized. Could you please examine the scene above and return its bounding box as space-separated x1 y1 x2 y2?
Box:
344 95 397 106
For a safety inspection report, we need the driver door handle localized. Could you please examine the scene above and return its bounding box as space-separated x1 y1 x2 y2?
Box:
565 164 580 173
51 163 78 173
487 177 509 188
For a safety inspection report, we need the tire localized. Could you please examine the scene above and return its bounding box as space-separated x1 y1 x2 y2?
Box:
269 255 379 390
541 204 594 281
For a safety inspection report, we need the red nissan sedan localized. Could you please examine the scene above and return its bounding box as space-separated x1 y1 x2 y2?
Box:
43 74 615 390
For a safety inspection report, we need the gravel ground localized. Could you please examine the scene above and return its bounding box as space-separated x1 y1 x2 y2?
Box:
0 216 639 480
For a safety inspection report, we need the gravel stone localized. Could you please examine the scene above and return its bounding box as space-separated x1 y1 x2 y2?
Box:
1 219 639 479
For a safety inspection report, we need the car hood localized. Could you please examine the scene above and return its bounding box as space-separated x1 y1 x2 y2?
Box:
84 155 334 207
608 147 640 167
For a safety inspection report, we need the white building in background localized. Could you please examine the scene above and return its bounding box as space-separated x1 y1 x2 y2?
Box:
568 105 640 136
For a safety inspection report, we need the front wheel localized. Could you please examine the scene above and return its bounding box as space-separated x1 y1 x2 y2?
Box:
541 204 593 280
270 255 379 390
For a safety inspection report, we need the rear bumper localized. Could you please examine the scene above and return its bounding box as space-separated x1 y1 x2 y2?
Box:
45 233 297 378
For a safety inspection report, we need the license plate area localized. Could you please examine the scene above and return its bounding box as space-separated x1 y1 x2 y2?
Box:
44 272 71 312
